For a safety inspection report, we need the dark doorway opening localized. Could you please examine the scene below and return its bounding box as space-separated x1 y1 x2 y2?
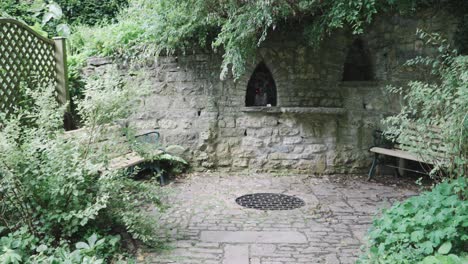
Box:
342 39 373 81
246 62 277 107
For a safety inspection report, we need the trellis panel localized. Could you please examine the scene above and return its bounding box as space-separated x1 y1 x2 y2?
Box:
0 18 69 118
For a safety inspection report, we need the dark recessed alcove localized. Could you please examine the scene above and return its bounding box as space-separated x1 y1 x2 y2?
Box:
342 39 373 81
246 62 277 107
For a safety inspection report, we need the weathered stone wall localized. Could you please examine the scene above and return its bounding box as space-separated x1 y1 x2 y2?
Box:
84 11 457 174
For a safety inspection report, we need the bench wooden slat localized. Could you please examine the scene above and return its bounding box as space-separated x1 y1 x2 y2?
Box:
370 147 426 163
368 125 449 180
108 152 146 170
396 144 449 158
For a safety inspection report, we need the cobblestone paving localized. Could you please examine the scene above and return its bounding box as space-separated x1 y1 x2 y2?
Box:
142 173 419 264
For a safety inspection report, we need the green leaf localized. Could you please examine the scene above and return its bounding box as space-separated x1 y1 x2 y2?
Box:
75 242 89 250
56 23 71 37
87 234 97 247
47 2 63 19
411 230 424 242
36 244 48 253
41 12 54 26
438 241 452 255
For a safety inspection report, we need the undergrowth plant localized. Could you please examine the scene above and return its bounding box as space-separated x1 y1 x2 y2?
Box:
358 177 468 264
384 30 467 179
360 31 468 264
0 68 181 262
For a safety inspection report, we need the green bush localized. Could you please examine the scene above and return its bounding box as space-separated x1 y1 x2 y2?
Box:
384 31 468 178
0 70 176 261
0 0 126 37
69 0 468 80
359 177 468 263
0 229 121 263
55 0 127 26
1 1 71 37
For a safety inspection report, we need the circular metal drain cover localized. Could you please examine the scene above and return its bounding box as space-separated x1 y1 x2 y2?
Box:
235 193 305 210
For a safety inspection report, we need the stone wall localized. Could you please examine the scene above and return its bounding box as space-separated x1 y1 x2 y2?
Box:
84 10 458 174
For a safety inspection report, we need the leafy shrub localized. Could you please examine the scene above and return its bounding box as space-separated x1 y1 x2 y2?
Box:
384 30 468 178
359 177 468 263
55 0 127 26
1 0 126 37
0 229 121 263
1 0 70 37
69 0 468 80
0 70 175 261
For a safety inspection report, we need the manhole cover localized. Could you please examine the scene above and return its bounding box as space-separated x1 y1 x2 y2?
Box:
235 193 305 210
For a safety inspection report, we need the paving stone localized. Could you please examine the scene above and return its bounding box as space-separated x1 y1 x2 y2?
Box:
201 231 307 243
143 173 418 264
223 245 249 264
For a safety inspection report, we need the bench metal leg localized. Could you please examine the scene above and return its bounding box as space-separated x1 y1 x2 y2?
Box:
398 158 406 177
150 164 165 186
157 168 165 186
368 153 378 181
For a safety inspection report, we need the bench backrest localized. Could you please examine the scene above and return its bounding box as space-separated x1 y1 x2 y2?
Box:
64 125 160 158
395 125 450 163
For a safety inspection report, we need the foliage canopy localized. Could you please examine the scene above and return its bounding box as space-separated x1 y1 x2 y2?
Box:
72 0 458 79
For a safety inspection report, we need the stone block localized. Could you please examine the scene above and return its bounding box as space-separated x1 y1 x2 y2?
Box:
283 136 303 145
279 126 300 136
196 152 209 161
250 244 276 256
269 153 301 160
163 133 197 146
271 145 293 153
292 145 305 153
223 117 236 128
233 158 249 168
200 231 307 243
166 71 189 82
295 159 315 170
217 159 232 167
236 116 261 128
87 57 112 66
223 245 249 264
233 148 256 158
166 145 188 157
261 116 279 126
250 128 273 137
218 120 227 128
242 137 263 147
303 144 327 154
264 135 282 146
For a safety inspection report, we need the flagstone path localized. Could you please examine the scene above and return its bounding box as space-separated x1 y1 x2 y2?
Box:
141 173 419 264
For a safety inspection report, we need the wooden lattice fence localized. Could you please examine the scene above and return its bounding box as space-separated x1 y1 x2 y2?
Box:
0 18 69 117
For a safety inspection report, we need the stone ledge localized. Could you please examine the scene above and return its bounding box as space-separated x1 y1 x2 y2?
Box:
241 106 346 115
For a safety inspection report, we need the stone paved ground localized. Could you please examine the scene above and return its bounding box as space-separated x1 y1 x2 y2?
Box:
142 173 419 264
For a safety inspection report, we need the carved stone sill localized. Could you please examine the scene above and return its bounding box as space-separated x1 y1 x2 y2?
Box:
241 106 346 115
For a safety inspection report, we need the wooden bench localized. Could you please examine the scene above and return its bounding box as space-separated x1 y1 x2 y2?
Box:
65 126 167 185
368 127 448 180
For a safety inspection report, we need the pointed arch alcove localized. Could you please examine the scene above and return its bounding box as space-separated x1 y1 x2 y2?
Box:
342 38 374 81
245 62 277 107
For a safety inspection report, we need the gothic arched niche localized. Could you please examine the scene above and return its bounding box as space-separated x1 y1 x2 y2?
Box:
245 62 277 107
342 38 373 81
